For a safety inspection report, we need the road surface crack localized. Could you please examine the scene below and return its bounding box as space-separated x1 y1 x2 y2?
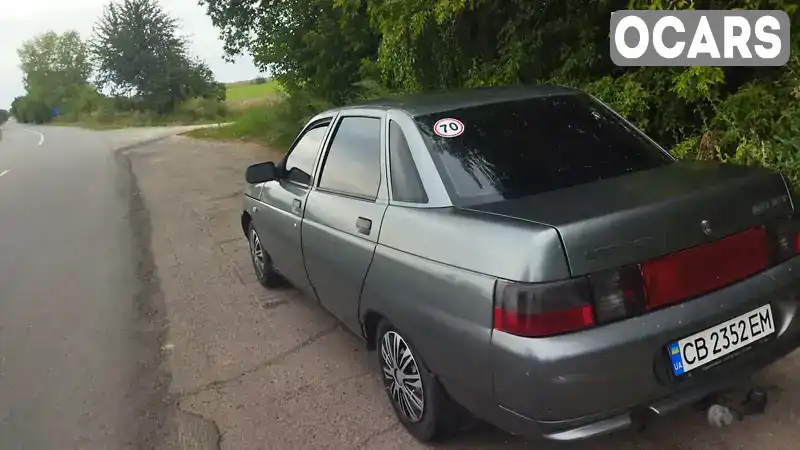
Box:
354 423 401 449
174 324 340 399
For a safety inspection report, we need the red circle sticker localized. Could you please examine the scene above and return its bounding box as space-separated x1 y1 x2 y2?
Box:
433 118 464 138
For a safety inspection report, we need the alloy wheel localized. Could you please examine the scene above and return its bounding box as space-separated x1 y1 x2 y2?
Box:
380 331 425 422
249 229 266 279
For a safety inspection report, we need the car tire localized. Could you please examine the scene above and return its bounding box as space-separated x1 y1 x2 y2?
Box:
247 222 285 288
376 319 458 442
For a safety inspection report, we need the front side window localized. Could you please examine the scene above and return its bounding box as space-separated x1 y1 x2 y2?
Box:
415 93 673 206
284 124 329 185
318 117 382 200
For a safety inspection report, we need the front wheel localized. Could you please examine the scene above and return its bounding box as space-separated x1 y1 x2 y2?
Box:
377 320 457 441
247 222 285 288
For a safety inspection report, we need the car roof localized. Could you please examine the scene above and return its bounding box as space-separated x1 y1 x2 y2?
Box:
320 84 581 117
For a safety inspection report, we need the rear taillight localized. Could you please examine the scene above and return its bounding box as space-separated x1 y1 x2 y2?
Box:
493 278 594 337
589 265 647 324
642 227 770 310
494 218 800 339
767 218 800 262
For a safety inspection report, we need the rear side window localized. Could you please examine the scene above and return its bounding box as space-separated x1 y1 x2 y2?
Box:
415 94 673 206
389 121 428 203
284 124 329 185
318 117 382 200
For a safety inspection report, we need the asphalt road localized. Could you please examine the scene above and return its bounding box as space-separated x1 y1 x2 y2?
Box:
0 121 198 450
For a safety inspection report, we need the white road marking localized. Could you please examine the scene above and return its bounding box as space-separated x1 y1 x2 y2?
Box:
0 170 8 177
23 128 44 146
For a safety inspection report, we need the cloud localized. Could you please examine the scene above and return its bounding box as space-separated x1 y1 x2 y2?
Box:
0 0 263 108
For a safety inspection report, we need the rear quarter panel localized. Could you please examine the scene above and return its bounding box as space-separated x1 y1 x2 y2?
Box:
361 243 497 408
360 205 571 410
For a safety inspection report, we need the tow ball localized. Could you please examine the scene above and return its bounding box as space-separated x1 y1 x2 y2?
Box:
705 387 770 428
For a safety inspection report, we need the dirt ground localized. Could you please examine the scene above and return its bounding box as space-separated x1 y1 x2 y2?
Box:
127 135 800 449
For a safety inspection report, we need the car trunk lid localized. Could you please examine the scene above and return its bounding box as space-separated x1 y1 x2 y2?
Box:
465 161 793 277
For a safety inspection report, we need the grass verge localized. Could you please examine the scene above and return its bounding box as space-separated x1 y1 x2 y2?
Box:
226 80 283 100
186 90 332 151
185 101 299 151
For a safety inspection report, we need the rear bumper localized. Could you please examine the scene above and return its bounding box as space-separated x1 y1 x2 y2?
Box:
489 255 800 441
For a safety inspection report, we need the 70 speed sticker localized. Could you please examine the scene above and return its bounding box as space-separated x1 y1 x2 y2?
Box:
433 118 465 138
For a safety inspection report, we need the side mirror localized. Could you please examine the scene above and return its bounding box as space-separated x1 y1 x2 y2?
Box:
245 162 278 184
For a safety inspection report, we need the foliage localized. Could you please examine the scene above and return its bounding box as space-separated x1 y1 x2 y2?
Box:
0 109 9 125
186 93 333 149
11 0 230 128
584 75 651 131
253 77 267 85
185 105 284 146
175 97 229 122
92 0 220 114
199 0 800 187
11 95 53 124
200 0 379 104
17 31 94 118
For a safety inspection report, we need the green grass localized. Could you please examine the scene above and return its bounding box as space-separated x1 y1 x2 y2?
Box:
184 103 294 150
226 80 283 101
187 87 330 149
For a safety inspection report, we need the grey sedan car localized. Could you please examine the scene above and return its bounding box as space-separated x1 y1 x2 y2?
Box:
241 85 800 442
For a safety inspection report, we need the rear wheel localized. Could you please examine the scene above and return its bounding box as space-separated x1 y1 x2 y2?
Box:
247 222 285 288
377 320 457 441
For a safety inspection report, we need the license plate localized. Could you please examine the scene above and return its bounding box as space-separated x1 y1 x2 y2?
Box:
668 304 775 376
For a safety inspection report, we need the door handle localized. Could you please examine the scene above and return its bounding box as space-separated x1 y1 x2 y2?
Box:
356 217 372 235
292 199 302 214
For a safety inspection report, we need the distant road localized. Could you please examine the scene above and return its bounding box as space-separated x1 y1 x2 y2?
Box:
0 121 197 449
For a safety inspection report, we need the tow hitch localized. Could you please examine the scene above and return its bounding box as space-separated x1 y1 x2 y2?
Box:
703 386 770 427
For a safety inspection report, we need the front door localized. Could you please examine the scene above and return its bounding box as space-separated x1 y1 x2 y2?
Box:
253 121 331 294
302 113 387 333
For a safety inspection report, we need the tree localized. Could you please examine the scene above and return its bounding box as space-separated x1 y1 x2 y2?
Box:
200 0 800 186
92 0 219 113
0 109 9 125
17 31 93 114
200 0 379 105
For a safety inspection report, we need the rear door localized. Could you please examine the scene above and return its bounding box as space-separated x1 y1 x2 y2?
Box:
302 111 388 334
252 119 332 293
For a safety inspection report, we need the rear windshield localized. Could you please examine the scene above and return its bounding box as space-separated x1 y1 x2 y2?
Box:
415 93 673 206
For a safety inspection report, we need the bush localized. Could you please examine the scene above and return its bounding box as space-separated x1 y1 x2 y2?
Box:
176 97 229 122
11 96 52 124
213 82 227 102
0 109 9 125
253 77 267 85
584 75 650 131
187 90 332 148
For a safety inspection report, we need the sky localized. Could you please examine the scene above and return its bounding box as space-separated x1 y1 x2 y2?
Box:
0 0 264 108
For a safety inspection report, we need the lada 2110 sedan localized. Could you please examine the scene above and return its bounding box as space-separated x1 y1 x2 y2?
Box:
241 85 800 442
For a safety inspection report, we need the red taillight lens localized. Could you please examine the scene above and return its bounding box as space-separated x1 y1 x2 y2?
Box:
493 278 594 337
589 265 647 324
642 227 769 310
